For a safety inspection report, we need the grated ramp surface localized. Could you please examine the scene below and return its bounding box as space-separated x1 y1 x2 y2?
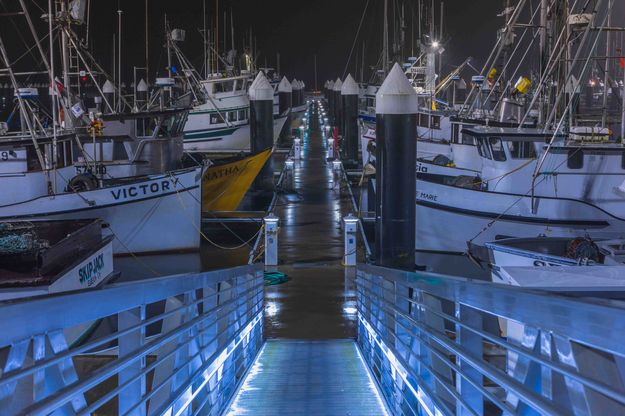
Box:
225 340 388 415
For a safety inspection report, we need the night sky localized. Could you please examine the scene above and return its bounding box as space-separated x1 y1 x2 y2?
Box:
89 0 502 87
4 1 622 88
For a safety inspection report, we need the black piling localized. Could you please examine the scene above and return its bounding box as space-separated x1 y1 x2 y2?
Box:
278 76 292 142
374 63 417 271
333 78 342 135
249 71 274 189
341 74 359 164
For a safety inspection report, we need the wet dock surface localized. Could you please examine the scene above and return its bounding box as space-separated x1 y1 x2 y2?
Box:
265 103 358 339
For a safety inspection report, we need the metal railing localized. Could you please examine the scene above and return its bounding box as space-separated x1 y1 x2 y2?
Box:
0 264 264 415
356 264 625 416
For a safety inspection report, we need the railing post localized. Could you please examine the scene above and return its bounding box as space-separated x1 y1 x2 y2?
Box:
118 305 147 416
455 303 483 416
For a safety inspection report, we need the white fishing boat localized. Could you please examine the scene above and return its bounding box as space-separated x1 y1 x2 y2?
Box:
0 10 203 255
181 74 287 153
415 125 625 253
0 124 202 255
0 219 116 301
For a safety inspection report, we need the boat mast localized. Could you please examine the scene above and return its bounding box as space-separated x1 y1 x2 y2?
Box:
230 7 235 56
145 0 149 82
117 6 122 111
48 0 58 192
203 0 207 77
60 0 71 122
383 0 389 75
601 0 613 127
215 0 219 73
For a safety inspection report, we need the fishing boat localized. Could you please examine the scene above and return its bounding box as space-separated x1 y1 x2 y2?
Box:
182 74 287 153
0 3 203 255
201 148 272 211
163 27 287 154
0 219 116 301
415 125 625 254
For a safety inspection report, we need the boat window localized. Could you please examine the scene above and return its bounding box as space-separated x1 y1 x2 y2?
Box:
238 109 247 121
430 115 440 130
228 111 237 122
56 141 66 168
26 145 42 172
214 81 234 94
567 148 584 169
489 137 506 161
451 125 459 143
210 113 225 125
113 141 128 160
366 98 375 108
507 140 536 159
476 138 492 160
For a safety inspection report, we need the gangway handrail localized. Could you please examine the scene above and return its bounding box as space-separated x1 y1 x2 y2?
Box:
357 264 625 416
0 264 264 416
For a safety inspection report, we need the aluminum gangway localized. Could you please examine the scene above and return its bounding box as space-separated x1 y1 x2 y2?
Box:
1 263 625 415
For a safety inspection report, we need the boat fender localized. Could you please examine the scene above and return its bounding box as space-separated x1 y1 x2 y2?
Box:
67 173 98 193
366 140 376 154
433 154 452 166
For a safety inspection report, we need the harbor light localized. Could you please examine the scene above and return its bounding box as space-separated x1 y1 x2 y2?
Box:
432 41 439 48
285 157 295 169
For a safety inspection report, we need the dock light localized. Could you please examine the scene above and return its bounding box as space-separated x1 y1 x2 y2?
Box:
343 213 359 266
264 213 279 267
332 160 342 171
299 125 305 132
294 138 301 160
324 125 331 132
432 41 439 48
285 157 295 169
324 117 329 123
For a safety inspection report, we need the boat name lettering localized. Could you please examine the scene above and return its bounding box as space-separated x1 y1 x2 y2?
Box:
419 192 437 201
110 180 172 200
416 163 428 173
79 253 105 287
205 165 241 181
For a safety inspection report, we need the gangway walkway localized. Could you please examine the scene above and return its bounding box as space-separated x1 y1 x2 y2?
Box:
2 99 625 415
225 340 388 415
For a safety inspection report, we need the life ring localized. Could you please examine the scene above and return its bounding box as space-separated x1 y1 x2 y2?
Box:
67 174 98 193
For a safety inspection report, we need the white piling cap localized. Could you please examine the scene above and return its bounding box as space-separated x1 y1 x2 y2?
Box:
278 76 292 93
333 78 343 92
102 80 115 93
375 63 417 114
137 78 148 92
327 80 335 90
324 80 329 88
249 71 273 101
341 74 359 95
301 81 306 89
291 78 299 89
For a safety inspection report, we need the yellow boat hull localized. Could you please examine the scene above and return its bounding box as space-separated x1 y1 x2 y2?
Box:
202 148 272 212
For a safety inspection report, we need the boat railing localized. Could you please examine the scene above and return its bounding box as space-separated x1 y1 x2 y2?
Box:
357 263 625 415
0 264 264 415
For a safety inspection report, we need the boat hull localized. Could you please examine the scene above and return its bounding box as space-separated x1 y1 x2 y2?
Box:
202 149 272 211
184 116 287 153
0 168 202 255
415 180 625 253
